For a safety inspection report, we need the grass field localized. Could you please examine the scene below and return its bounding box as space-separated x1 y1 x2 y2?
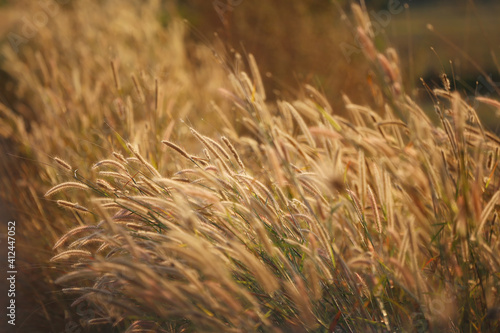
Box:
1 1 500 332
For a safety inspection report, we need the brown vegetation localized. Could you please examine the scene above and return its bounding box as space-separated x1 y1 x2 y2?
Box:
1 0 500 332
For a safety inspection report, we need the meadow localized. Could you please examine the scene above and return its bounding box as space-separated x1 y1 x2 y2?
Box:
1 0 500 332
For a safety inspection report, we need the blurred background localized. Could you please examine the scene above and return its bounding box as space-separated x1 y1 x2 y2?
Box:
174 0 500 127
1 0 500 115
137 0 489 130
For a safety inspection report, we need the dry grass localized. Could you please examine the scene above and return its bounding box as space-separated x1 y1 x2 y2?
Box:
0 0 230 330
2 0 500 332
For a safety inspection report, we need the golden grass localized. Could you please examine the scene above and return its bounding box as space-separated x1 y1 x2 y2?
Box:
2 0 500 332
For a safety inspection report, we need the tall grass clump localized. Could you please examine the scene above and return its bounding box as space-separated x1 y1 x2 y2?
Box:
2 1 500 332
0 0 230 330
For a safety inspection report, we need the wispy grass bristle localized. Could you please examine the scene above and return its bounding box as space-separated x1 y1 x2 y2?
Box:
92 160 128 172
56 200 90 213
96 179 116 192
54 157 72 171
221 136 245 170
162 140 191 160
50 250 93 262
44 182 90 197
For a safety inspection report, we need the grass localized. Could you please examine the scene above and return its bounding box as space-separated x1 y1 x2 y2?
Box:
1 0 500 332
